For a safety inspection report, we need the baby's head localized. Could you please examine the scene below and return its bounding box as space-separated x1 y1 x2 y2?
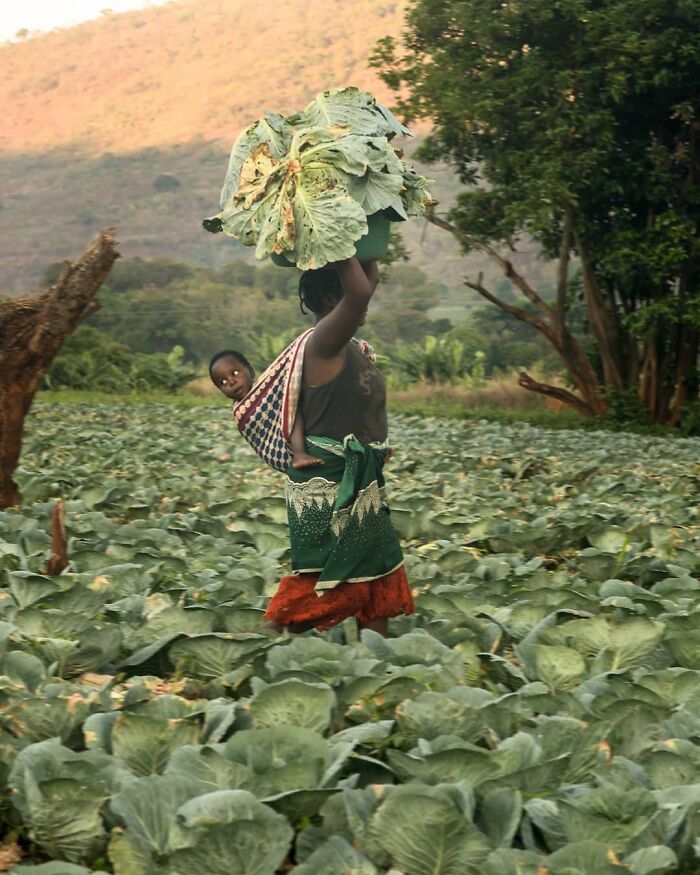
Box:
209 350 255 401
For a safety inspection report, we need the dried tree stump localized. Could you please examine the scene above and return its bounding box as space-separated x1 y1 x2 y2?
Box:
46 498 69 576
0 229 119 508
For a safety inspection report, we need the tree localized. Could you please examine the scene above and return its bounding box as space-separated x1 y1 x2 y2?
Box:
152 173 182 192
0 230 118 507
45 326 195 392
373 0 700 422
381 265 441 312
105 256 193 292
216 260 257 287
89 278 304 363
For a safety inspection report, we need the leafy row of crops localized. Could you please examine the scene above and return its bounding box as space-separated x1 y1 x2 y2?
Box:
2 403 700 873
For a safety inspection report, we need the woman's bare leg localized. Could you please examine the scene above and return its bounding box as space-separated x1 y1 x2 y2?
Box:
264 620 315 634
357 616 388 637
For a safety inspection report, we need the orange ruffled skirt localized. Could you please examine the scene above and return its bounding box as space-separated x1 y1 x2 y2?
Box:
264 564 415 631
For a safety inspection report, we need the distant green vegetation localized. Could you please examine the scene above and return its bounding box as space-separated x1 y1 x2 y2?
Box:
0 138 490 298
41 254 700 434
44 327 196 393
43 255 558 393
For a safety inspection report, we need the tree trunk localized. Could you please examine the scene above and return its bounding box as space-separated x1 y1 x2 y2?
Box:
668 325 699 426
575 233 625 391
0 230 118 508
639 326 658 417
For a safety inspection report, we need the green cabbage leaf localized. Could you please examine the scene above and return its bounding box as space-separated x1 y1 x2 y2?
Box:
204 87 433 269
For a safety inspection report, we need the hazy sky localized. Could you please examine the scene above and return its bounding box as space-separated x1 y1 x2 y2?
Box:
0 0 173 44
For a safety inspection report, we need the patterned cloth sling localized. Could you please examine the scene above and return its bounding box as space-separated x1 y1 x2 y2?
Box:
232 327 313 472
232 328 376 472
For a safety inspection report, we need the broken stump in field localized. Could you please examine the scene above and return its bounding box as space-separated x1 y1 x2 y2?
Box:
0 229 119 508
46 498 69 576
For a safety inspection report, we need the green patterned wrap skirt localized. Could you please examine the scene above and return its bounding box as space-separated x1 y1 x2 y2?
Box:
286 435 404 594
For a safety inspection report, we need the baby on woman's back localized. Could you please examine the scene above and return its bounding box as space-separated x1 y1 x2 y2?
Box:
209 348 322 470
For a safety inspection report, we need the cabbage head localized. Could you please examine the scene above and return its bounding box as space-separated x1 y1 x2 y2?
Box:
203 87 433 269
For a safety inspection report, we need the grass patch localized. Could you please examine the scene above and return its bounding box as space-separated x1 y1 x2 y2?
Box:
389 396 682 436
387 381 686 436
388 395 587 428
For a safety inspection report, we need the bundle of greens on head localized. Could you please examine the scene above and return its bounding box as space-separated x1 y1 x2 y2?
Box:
203 87 434 269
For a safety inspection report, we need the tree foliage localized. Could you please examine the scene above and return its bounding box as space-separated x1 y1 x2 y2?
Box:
84 258 304 368
372 0 700 423
386 305 557 386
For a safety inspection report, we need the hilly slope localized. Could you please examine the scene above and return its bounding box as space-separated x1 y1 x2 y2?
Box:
0 0 551 299
0 0 407 154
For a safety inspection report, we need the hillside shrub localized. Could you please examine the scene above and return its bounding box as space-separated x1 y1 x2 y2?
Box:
45 327 194 392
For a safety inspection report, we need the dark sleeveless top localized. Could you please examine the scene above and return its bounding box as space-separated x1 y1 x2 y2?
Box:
299 341 388 445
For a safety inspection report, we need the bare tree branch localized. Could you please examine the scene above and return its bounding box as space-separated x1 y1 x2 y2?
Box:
464 273 607 415
518 371 597 417
464 272 556 343
428 212 554 317
429 212 608 416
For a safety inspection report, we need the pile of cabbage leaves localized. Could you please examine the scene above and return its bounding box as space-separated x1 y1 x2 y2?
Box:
203 87 433 269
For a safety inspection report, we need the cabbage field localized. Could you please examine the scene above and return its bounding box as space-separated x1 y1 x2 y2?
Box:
2 403 700 874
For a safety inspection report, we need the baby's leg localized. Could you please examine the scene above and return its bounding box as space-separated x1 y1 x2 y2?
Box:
290 412 323 469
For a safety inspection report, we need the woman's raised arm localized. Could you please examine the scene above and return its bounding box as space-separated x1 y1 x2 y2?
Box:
306 257 379 360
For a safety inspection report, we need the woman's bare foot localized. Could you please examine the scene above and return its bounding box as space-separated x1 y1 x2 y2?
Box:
292 453 324 469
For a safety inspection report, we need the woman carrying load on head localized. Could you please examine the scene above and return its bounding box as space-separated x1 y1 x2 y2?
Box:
234 256 414 636
267 256 414 634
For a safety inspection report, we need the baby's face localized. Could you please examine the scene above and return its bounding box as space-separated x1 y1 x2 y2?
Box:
211 356 252 401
